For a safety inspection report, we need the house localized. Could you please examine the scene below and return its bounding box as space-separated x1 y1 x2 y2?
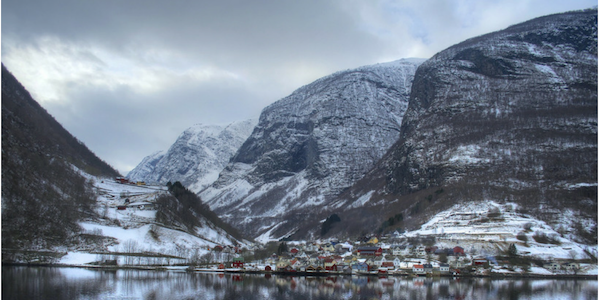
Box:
367 237 379 244
381 261 395 270
357 247 383 256
115 177 129 184
276 260 290 271
232 257 244 269
265 265 272 272
473 258 488 267
423 264 433 274
412 264 425 274
453 246 465 256
439 263 450 273
392 246 404 256
290 248 299 256
562 262 580 271
351 262 370 272
544 262 561 271
324 258 337 271
393 257 402 268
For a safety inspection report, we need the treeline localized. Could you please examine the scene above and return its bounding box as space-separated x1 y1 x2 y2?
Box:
155 181 244 241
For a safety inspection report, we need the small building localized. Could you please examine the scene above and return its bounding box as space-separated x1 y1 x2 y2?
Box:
544 262 561 271
232 257 244 269
439 263 450 273
412 264 425 275
563 262 580 271
351 262 370 272
392 246 404 256
357 247 383 256
473 258 488 267
453 246 465 256
276 260 290 271
381 261 395 270
324 258 337 271
423 264 433 274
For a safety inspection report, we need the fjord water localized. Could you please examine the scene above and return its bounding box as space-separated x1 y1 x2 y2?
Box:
2 266 597 300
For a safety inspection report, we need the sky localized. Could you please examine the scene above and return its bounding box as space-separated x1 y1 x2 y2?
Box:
2 0 596 175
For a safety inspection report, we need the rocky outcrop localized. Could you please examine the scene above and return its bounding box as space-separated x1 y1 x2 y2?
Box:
339 9 597 238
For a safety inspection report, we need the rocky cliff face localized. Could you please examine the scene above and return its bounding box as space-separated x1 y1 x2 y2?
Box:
337 9 597 240
128 119 257 192
200 58 425 239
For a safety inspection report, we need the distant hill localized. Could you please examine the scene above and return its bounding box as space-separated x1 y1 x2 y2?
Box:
1 64 120 249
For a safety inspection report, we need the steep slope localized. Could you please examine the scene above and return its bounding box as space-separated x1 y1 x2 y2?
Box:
336 9 597 241
1 64 120 249
128 119 257 192
200 58 425 239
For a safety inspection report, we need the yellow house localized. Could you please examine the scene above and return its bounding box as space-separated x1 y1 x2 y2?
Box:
367 237 379 244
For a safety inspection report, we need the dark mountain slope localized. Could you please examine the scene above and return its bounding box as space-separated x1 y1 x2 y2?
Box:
2 65 120 249
333 9 597 241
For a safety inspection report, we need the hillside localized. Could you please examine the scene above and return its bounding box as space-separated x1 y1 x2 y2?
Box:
1 64 120 249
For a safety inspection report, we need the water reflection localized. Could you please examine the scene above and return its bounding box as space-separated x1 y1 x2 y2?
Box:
2 267 597 300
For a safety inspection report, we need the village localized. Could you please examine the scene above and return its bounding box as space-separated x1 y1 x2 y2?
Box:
67 177 596 279
196 235 592 277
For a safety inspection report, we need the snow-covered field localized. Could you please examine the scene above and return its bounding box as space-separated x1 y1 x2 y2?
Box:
396 200 598 275
58 176 241 266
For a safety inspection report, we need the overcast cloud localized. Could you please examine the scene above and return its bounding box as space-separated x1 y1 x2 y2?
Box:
2 0 596 174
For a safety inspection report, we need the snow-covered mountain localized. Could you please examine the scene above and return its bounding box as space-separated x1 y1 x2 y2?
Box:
334 9 597 242
128 119 257 192
200 58 425 239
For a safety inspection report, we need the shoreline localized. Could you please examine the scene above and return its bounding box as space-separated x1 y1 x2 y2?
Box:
3 263 597 280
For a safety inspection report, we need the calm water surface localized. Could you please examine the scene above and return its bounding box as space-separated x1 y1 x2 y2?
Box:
2 266 597 300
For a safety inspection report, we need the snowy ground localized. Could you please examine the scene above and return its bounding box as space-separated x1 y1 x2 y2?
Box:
392 200 598 275
57 175 240 266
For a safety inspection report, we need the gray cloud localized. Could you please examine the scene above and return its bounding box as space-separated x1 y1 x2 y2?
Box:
2 0 596 173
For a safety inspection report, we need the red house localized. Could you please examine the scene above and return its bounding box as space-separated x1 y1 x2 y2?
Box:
232 257 244 269
453 246 465 256
381 261 395 270
357 247 383 256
